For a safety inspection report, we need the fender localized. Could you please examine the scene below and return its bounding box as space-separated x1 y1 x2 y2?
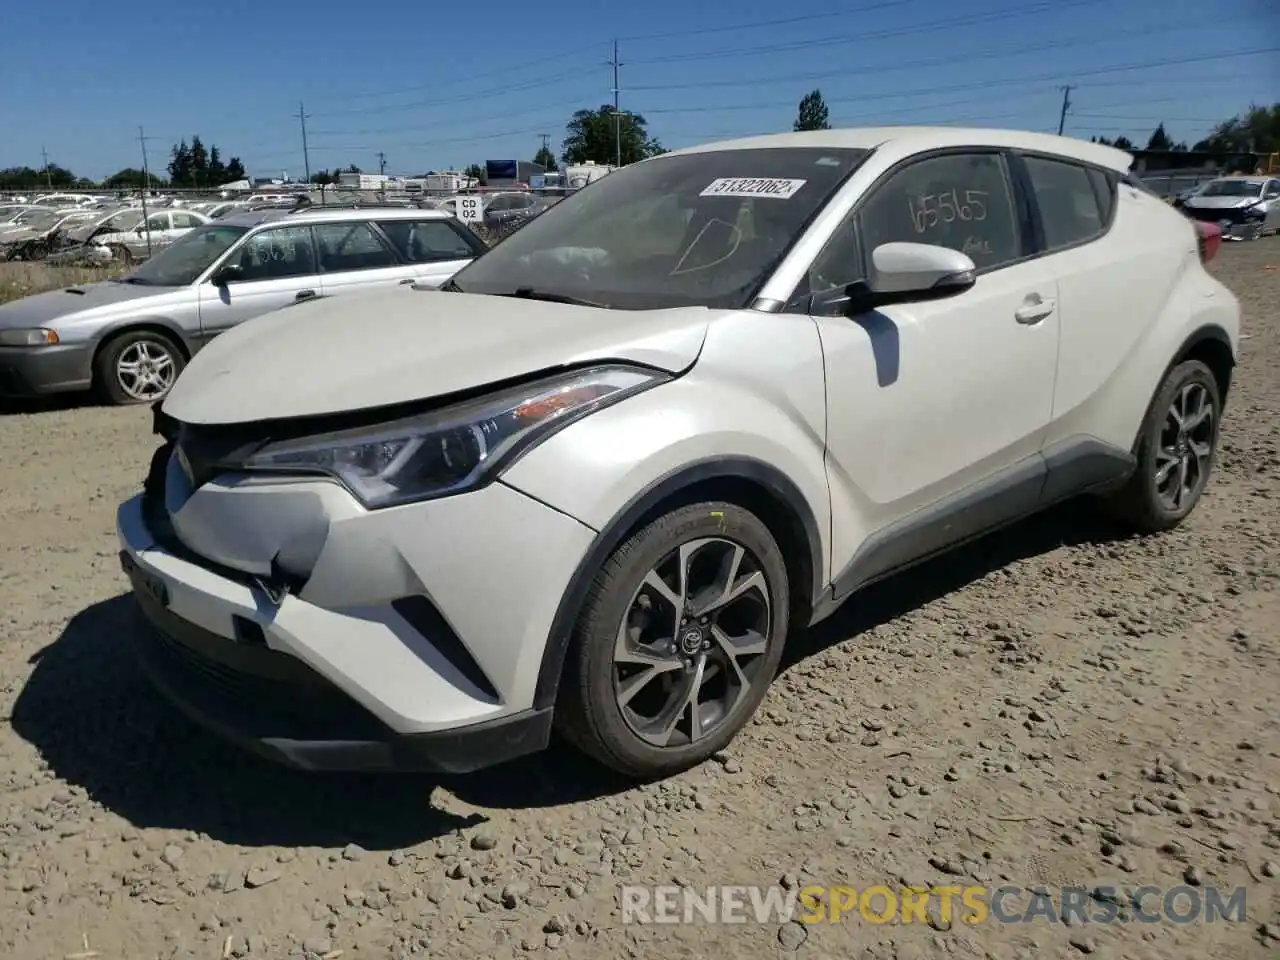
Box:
531 455 824 711
1126 322 1236 453
94 315 195 357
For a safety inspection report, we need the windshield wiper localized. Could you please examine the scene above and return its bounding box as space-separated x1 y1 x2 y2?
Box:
499 287 606 308
114 276 150 285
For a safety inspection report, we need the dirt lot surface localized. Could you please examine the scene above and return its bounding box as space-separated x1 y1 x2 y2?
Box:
1 242 1278 960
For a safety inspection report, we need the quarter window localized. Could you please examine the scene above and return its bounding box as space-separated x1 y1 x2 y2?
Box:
858 152 1022 271
232 226 316 281
171 212 202 229
312 221 398 272
1022 155 1105 250
377 220 477 262
1087 168 1117 224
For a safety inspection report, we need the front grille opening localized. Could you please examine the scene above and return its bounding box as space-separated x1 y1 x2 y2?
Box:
391 595 500 701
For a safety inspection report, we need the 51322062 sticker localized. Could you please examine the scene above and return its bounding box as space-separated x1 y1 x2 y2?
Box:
699 178 808 199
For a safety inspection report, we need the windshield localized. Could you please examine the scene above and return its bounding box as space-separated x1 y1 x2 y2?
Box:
15 209 59 230
1199 179 1264 198
119 224 247 286
99 210 143 231
451 147 870 310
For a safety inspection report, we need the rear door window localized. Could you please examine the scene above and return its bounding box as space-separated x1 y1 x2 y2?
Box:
312 221 399 272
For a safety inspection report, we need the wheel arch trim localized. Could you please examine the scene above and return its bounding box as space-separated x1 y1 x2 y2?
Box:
530 455 825 711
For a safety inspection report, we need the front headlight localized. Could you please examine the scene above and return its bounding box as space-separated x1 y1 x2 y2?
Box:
0 328 60 346
241 364 669 508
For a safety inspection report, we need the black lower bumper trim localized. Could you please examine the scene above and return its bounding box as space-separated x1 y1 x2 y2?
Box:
127 591 552 774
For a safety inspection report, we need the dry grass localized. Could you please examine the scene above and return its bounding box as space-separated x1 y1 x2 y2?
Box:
0 262 128 305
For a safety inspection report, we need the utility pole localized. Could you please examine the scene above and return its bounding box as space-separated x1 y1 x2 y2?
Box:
608 39 624 168
40 146 52 189
1056 85 1075 136
377 151 387 175
297 101 312 186
137 126 154 258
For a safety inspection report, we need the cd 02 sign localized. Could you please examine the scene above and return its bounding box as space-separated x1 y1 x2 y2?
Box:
455 196 483 223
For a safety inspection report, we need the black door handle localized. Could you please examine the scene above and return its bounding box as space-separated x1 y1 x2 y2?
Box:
399 277 416 285
295 290 317 301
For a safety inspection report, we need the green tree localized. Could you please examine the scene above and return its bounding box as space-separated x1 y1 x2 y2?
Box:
1192 102 1280 153
168 140 191 185
464 163 485 183
224 157 246 181
1111 135 1135 151
206 146 227 185
103 168 160 189
0 167 47 189
794 89 831 132
1146 123 1173 151
562 106 664 166
188 135 209 186
533 144 557 171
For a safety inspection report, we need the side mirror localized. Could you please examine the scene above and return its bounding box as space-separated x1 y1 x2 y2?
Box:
867 242 977 297
211 263 243 286
810 242 977 316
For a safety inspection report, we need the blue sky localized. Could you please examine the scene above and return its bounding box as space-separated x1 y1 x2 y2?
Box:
2 0 1277 181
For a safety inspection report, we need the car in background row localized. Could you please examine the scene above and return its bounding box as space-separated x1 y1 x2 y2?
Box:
1178 175 1280 240
44 209 146 265
116 126 1239 781
87 209 214 264
482 191 555 230
0 208 102 260
0 206 486 404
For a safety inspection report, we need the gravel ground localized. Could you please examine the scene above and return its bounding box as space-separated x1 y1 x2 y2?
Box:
1 240 1277 960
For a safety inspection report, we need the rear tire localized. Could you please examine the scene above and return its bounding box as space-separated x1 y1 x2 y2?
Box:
556 502 790 780
1106 359 1221 533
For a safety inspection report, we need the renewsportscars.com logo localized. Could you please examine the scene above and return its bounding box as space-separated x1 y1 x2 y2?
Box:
619 883 1248 926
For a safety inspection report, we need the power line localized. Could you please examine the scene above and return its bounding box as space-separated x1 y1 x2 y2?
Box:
300 2 917 107
243 65 1263 166
306 96 589 140
312 67 592 121
630 48 1280 116
616 1 915 42
623 18 1258 93
627 0 1109 65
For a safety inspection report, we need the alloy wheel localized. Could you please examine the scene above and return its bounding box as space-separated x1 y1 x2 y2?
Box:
613 537 772 748
1155 381 1215 512
116 340 177 401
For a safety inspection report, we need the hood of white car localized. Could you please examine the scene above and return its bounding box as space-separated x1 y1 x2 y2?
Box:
0 279 186 329
162 285 711 424
1184 195 1259 210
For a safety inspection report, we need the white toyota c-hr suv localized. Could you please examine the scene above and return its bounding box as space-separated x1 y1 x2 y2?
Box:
116 127 1240 780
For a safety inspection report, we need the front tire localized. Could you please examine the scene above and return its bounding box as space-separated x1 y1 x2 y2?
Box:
557 502 790 779
94 330 185 405
1107 359 1221 533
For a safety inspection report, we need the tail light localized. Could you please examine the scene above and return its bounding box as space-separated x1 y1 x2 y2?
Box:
1194 220 1222 263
